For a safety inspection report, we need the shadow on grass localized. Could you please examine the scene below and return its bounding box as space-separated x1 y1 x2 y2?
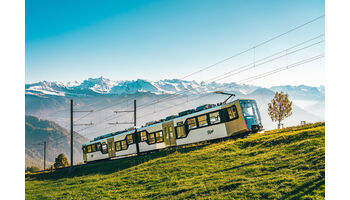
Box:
26 144 209 181
280 175 325 200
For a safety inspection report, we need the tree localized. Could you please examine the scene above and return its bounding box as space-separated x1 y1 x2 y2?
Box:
53 153 70 169
268 91 293 129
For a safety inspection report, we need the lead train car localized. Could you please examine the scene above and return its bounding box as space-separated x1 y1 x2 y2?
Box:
82 99 262 163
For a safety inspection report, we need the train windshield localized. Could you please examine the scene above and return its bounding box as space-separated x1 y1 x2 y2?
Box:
242 104 254 117
240 100 262 131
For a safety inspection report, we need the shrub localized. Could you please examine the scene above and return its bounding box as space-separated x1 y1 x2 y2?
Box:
26 166 40 173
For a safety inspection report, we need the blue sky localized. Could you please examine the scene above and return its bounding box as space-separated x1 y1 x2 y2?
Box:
26 0 325 87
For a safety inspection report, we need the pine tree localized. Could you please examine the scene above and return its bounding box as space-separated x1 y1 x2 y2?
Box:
268 91 293 129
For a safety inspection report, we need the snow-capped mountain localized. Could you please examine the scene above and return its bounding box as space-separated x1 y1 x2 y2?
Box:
25 77 261 97
25 77 325 133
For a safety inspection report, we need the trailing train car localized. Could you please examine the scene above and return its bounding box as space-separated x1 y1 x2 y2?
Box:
82 129 138 162
82 99 262 163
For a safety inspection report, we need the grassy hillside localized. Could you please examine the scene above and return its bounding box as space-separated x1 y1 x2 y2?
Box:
26 123 325 199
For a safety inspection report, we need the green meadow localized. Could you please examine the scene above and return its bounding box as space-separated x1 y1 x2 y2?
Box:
25 123 325 200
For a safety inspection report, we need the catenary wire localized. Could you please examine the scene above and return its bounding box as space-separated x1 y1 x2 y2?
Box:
101 36 325 124
81 54 324 138
62 15 324 125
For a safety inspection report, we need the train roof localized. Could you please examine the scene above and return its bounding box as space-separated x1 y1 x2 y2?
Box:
83 128 135 146
83 98 254 146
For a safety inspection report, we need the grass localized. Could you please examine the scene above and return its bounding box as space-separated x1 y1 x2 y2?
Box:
25 122 325 199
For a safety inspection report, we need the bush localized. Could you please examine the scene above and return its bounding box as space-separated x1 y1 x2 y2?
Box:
26 166 40 173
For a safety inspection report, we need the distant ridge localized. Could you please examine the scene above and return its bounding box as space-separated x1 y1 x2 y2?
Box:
25 115 89 169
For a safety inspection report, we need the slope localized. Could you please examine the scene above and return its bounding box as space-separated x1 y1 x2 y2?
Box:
25 123 325 199
26 115 90 169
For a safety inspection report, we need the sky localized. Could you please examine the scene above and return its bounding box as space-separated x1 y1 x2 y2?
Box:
26 0 325 87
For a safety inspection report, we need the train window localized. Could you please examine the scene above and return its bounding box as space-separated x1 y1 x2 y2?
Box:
188 118 197 129
121 140 127 150
227 106 238 120
209 112 221 124
164 127 168 139
115 141 121 151
156 131 164 143
176 126 186 138
126 134 134 144
198 115 208 127
241 102 254 117
149 133 156 144
140 131 147 142
101 143 108 154
87 145 92 153
96 143 101 151
91 144 96 152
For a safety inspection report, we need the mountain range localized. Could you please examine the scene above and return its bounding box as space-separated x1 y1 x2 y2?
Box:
26 76 324 98
25 77 325 141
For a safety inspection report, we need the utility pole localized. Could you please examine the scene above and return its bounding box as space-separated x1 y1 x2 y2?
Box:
109 99 139 155
44 141 46 171
134 99 136 128
70 99 93 173
134 100 140 156
70 99 73 173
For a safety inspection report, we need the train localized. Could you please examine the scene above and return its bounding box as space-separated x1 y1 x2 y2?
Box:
82 98 263 163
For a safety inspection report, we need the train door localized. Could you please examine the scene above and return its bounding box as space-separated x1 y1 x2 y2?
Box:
162 121 176 146
107 138 116 158
83 147 87 162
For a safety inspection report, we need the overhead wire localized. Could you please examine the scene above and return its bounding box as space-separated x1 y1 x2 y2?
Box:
59 14 325 128
135 53 324 120
180 15 324 80
134 36 325 111
85 52 324 138
100 35 325 125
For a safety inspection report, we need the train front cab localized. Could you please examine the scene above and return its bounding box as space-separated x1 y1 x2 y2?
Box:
223 99 262 137
239 99 262 133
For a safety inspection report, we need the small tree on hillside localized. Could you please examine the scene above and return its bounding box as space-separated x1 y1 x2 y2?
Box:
53 153 70 169
268 91 293 129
